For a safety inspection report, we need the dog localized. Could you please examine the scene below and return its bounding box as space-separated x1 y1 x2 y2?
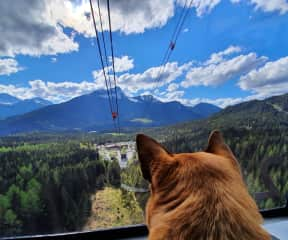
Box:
136 130 271 240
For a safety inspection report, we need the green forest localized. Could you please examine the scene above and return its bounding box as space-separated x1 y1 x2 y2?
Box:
0 140 122 237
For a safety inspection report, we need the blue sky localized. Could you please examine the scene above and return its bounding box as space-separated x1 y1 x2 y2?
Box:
0 0 288 107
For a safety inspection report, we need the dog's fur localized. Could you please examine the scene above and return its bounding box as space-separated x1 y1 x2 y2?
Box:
136 131 271 240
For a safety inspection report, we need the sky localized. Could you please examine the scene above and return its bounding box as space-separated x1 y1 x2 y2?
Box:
0 0 288 108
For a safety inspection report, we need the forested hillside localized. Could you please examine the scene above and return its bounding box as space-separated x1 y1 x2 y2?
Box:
135 93 288 209
0 141 121 237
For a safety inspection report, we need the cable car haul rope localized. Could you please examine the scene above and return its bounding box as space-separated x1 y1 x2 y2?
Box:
89 0 120 134
89 0 194 132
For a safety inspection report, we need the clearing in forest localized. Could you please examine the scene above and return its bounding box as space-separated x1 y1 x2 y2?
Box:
83 187 144 230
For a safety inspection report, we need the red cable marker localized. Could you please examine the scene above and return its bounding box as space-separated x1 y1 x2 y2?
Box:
112 112 118 120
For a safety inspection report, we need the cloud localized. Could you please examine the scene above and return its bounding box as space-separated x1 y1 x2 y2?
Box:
0 58 189 102
161 90 185 101
46 0 176 35
177 0 221 16
239 56 288 97
0 1 78 57
1 55 287 107
182 97 245 108
232 0 288 14
155 91 273 108
205 45 242 65
167 83 179 92
51 57 57 63
115 61 192 93
192 0 222 16
3 0 286 58
92 60 192 95
0 0 226 57
111 56 134 73
0 79 99 103
41 0 226 37
154 89 246 108
0 58 24 76
182 47 268 87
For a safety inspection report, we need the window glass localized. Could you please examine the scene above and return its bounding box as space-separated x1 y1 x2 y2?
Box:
0 0 287 238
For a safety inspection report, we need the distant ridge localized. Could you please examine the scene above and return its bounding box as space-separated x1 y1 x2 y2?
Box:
0 94 52 119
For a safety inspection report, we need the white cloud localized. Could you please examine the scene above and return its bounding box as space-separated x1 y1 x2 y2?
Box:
115 61 192 93
112 56 134 73
51 57 57 63
0 1 78 57
0 58 189 102
155 89 246 108
46 0 176 35
2 0 286 59
161 90 185 101
167 83 179 92
205 45 242 65
182 97 245 108
239 56 288 97
177 0 221 16
232 0 288 14
0 80 100 103
0 58 23 76
192 0 222 16
0 0 226 58
182 46 268 87
1 55 287 108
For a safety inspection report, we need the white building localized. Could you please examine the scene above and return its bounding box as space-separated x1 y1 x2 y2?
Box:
96 141 136 168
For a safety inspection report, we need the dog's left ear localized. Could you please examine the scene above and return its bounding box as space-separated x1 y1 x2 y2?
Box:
136 134 170 182
206 130 241 171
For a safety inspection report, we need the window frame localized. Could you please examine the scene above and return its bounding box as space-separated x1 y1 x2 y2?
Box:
1 201 287 240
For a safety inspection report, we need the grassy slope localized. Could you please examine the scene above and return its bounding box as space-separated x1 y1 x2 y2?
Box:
83 187 144 230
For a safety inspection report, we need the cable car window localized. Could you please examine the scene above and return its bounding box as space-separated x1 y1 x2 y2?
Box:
0 0 287 238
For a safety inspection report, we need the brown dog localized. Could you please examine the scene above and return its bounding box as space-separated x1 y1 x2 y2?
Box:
136 130 271 240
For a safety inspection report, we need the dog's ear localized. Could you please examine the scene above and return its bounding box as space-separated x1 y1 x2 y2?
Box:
206 130 241 171
136 134 170 182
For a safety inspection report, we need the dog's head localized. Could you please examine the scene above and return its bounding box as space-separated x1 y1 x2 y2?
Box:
136 130 241 182
136 130 269 239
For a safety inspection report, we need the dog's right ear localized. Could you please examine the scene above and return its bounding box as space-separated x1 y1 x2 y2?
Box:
136 134 170 182
206 130 241 172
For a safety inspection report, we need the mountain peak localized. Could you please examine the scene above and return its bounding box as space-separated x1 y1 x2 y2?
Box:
0 93 20 105
90 87 125 99
27 97 52 106
134 94 159 103
192 102 222 118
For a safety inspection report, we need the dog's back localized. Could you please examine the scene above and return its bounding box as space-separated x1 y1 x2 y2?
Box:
137 131 271 240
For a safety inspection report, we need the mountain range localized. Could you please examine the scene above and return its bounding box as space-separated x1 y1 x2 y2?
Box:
0 94 52 120
0 88 221 135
